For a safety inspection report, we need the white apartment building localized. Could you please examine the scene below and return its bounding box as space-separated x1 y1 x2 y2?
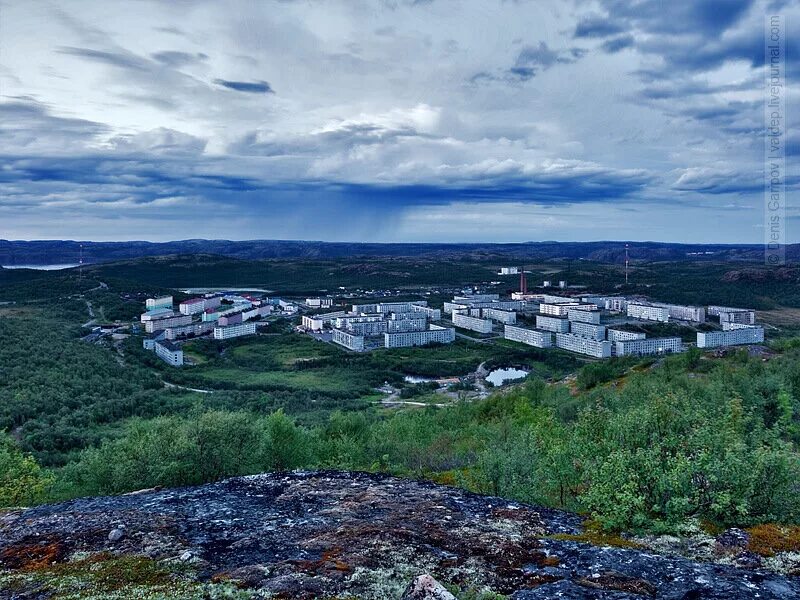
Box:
499 267 519 275
348 320 389 336
179 296 222 315
301 311 350 331
607 329 646 342
452 312 494 333
453 294 500 303
213 322 257 340
164 321 215 340
567 308 601 324
540 302 581 317
535 314 570 333
482 308 517 324
605 297 628 312
140 308 174 322
305 297 334 309
332 328 366 351
387 318 428 333
411 305 442 320
697 325 764 348
146 296 173 311
627 303 670 323
145 314 192 333
615 337 683 356
555 333 612 358
707 306 757 325
569 321 606 341
504 325 553 348
384 325 455 348
660 303 706 322
155 339 183 366
443 302 469 315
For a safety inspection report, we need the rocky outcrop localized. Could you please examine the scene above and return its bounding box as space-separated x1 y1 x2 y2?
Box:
1 471 798 599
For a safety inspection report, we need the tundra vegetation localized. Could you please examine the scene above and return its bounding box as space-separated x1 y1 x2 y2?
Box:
1 262 799 538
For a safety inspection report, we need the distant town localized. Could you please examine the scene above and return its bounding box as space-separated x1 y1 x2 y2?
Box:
134 267 765 367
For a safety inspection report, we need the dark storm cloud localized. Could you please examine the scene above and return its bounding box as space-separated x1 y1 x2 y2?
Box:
56 46 149 71
574 15 626 38
151 51 209 67
601 35 634 53
213 79 275 93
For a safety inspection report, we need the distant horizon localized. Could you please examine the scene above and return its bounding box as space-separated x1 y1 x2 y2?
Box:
1 237 789 247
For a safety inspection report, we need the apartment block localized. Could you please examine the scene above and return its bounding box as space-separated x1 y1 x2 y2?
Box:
164 321 215 340
707 306 757 325
154 339 183 366
145 314 192 333
453 294 500 303
452 312 494 333
569 321 606 341
411 304 442 320
213 322 257 340
697 326 764 348
146 296 173 311
661 303 706 322
605 297 628 312
555 333 612 358
535 314 570 333
387 318 428 333
627 303 670 323
504 325 553 348
332 328 366 351
179 296 221 315
384 325 455 348
347 320 389 336
540 302 580 317
615 337 683 356
606 329 646 342
301 311 350 331
567 308 601 324
482 308 517 324
305 297 334 309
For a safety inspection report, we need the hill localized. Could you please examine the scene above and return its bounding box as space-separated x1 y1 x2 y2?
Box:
2 239 798 266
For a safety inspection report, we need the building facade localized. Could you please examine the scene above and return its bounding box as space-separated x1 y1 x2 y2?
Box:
155 340 183 366
384 325 455 348
535 314 570 333
606 329 646 342
567 308 601 324
146 296 173 311
332 328 366 351
482 308 517 324
452 312 493 333
569 321 606 341
504 325 553 348
145 314 192 333
213 322 257 340
697 325 765 348
615 337 683 356
554 333 612 358
627 303 670 323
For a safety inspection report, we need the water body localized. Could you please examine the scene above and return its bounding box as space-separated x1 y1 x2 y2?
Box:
2 264 79 270
404 375 435 384
485 368 529 387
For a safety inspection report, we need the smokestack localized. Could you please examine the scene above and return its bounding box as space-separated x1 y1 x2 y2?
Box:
519 267 527 294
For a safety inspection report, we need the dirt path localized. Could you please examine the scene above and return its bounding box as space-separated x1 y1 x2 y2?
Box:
163 381 214 394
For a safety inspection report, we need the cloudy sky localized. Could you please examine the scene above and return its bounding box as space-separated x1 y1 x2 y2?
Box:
1 0 797 243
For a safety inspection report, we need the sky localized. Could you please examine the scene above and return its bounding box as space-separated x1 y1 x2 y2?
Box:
0 0 797 243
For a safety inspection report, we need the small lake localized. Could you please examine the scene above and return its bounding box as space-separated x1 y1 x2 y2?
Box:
2 264 79 270
404 375 436 384
485 368 529 387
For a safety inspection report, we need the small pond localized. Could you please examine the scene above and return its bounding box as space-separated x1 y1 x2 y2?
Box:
485 368 529 387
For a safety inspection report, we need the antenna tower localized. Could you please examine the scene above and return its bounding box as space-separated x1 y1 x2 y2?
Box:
624 244 629 285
